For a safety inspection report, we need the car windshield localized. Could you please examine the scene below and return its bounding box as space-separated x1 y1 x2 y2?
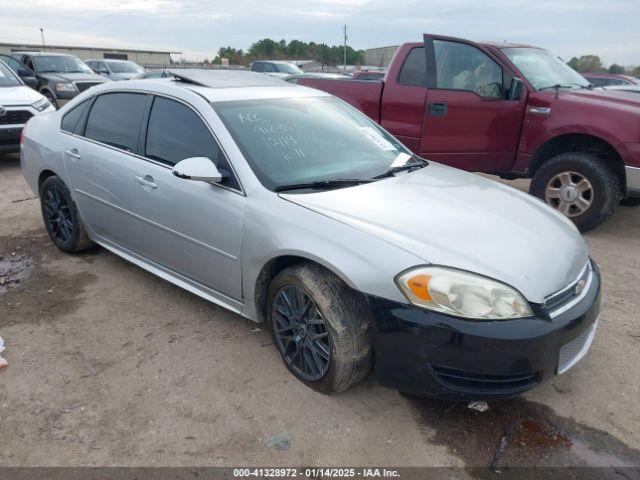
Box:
33 55 93 74
275 63 303 74
0 61 22 87
213 96 413 191
107 60 143 73
503 47 591 90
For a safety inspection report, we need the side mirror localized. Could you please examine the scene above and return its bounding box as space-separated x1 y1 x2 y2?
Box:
508 77 523 100
172 157 224 184
22 76 38 89
17 67 34 77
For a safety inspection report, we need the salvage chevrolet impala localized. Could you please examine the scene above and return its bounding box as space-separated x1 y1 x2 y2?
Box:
20 70 601 398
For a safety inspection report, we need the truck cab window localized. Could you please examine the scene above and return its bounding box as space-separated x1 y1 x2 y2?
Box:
398 47 426 86
434 40 503 98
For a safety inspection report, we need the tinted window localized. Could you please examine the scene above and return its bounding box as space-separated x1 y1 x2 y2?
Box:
85 93 147 152
251 63 264 72
398 47 426 86
145 97 239 189
61 100 91 134
435 40 503 98
263 63 277 73
0 55 24 75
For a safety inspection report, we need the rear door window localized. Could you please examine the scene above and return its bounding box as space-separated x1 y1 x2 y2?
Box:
397 47 426 86
144 96 239 190
61 100 91 134
85 93 148 152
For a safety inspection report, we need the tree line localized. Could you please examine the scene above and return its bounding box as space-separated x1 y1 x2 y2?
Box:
204 38 365 67
567 55 640 76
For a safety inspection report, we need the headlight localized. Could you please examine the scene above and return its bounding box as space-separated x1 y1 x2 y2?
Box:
55 82 76 92
396 266 533 320
32 97 51 112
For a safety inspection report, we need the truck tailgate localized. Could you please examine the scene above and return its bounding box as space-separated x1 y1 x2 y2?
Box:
296 78 383 123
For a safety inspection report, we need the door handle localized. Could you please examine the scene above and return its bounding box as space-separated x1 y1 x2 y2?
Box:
428 102 448 116
64 148 81 160
135 175 157 189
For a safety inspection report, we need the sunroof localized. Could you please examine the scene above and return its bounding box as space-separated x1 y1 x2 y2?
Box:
168 69 288 88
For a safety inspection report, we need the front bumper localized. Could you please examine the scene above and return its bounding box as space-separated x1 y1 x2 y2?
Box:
0 127 23 153
367 262 601 400
626 166 640 197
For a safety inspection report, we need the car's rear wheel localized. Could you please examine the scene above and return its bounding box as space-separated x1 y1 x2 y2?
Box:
530 152 620 232
267 263 373 393
40 176 94 253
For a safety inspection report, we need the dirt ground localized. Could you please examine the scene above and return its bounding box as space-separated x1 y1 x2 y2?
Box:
0 152 639 473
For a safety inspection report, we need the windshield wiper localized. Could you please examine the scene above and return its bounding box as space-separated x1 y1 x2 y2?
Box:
372 157 428 179
275 179 373 192
539 83 592 91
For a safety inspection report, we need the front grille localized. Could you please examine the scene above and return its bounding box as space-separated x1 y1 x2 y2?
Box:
545 261 592 318
0 110 32 126
74 82 102 92
431 365 540 394
558 318 599 374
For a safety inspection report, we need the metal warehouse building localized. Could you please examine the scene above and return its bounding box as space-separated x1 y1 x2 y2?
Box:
364 46 399 68
0 42 179 66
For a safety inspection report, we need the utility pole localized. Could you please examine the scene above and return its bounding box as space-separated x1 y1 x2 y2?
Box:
40 28 45 50
343 25 348 74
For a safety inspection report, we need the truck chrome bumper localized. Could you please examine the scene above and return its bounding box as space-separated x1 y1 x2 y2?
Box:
627 166 640 196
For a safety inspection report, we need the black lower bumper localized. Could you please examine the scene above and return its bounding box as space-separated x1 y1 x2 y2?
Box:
0 127 23 153
367 265 601 400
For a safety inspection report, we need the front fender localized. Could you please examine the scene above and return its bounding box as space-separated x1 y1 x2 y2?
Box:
240 190 423 322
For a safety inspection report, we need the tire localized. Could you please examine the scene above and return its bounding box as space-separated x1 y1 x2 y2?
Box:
40 176 95 253
266 263 373 394
621 196 640 207
41 90 58 109
530 152 621 232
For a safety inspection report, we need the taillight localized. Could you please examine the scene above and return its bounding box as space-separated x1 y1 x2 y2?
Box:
20 122 27 147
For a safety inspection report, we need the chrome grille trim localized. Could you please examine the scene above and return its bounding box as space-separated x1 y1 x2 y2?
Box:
546 261 593 319
558 316 599 374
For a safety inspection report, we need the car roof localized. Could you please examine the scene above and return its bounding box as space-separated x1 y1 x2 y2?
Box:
88 70 330 103
15 51 77 57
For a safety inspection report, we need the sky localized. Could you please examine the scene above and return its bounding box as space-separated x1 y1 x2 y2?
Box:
0 0 638 66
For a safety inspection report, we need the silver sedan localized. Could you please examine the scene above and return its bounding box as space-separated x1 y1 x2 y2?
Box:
20 70 601 397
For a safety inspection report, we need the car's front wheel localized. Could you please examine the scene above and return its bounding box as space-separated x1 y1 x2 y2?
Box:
267 263 373 393
530 152 621 232
40 176 94 253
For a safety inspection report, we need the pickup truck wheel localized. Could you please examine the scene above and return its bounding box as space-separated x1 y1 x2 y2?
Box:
40 176 95 253
266 263 373 394
42 90 58 109
530 152 620 232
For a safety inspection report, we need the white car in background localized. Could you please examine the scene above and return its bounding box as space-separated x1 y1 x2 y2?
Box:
0 60 55 154
86 59 145 81
249 60 303 78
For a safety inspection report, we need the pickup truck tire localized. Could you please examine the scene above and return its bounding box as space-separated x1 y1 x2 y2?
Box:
530 152 620 232
41 90 58 110
267 263 373 394
40 176 95 253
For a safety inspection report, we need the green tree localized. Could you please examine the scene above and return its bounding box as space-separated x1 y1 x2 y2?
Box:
608 63 625 74
566 55 604 73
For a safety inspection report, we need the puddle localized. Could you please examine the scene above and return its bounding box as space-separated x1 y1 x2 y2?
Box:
406 395 640 476
0 232 97 326
0 252 34 294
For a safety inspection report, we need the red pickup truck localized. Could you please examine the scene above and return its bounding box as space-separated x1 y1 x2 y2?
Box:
298 34 640 231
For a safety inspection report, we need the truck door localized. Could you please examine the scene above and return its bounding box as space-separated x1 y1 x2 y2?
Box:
379 45 428 154
420 34 527 172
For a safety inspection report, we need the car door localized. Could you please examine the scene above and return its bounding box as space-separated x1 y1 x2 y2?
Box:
127 95 245 302
61 92 149 247
419 34 527 172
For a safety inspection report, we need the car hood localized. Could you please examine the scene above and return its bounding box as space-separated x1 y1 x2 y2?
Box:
40 72 107 83
0 85 46 105
559 88 640 109
280 162 589 303
110 72 139 81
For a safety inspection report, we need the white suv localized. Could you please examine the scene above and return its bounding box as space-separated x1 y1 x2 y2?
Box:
0 60 55 154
